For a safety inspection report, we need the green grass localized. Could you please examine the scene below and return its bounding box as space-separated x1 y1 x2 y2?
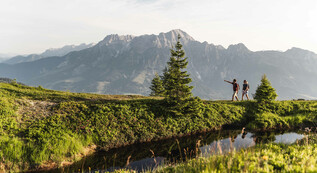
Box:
0 82 316 172
155 134 317 173
0 83 245 171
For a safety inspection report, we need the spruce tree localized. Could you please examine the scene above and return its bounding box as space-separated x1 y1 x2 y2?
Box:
149 73 165 96
163 35 195 115
254 74 278 103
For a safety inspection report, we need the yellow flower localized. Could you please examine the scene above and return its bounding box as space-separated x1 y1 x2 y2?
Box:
262 156 268 160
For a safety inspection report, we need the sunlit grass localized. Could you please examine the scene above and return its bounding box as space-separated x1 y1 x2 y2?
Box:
0 82 316 172
154 134 317 173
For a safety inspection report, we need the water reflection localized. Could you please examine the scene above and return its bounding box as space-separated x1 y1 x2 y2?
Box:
42 130 305 173
127 157 164 172
274 132 304 144
200 133 255 156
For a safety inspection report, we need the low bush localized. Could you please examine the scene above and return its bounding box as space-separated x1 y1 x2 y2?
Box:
246 112 289 130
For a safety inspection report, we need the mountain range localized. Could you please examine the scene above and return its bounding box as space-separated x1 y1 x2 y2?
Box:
0 53 15 62
1 29 316 100
3 43 94 64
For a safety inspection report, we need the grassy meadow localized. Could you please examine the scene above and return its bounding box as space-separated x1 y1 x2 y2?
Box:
0 82 316 172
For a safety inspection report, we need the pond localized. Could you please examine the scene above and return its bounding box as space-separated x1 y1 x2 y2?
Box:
40 130 306 173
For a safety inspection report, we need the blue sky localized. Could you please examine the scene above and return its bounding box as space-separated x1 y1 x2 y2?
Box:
1 0 317 55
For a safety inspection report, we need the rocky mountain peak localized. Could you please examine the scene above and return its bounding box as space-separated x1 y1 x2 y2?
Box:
158 29 195 43
227 43 250 52
100 34 135 46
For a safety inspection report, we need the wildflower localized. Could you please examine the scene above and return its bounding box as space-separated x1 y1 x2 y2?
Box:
262 155 268 160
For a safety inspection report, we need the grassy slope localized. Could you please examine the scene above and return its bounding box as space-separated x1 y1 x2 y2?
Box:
0 83 244 171
0 82 316 172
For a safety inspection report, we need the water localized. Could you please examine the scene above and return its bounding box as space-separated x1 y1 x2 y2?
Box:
42 130 305 173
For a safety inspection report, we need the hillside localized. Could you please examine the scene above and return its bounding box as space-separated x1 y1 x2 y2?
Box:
0 82 316 172
0 82 241 171
0 30 317 100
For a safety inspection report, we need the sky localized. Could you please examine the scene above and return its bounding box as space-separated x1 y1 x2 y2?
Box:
0 0 317 55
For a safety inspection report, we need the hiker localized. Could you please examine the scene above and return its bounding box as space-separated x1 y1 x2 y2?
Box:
224 79 239 101
242 80 250 101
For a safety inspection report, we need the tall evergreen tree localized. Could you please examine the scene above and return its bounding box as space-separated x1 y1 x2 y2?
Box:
254 74 278 103
149 73 165 96
163 35 195 115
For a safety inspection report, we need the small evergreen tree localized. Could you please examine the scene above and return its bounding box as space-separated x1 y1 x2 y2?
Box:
162 35 196 115
149 73 165 96
254 74 278 103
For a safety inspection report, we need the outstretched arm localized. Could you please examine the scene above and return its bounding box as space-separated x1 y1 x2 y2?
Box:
224 80 232 84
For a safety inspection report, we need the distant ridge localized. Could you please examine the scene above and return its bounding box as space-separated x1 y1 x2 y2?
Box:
3 43 95 64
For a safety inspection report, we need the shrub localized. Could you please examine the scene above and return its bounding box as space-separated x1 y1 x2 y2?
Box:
246 112 289 130
254 74 277 103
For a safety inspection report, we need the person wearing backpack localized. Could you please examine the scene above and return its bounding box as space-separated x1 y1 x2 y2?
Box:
224 79 240 101
242 80 250 101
